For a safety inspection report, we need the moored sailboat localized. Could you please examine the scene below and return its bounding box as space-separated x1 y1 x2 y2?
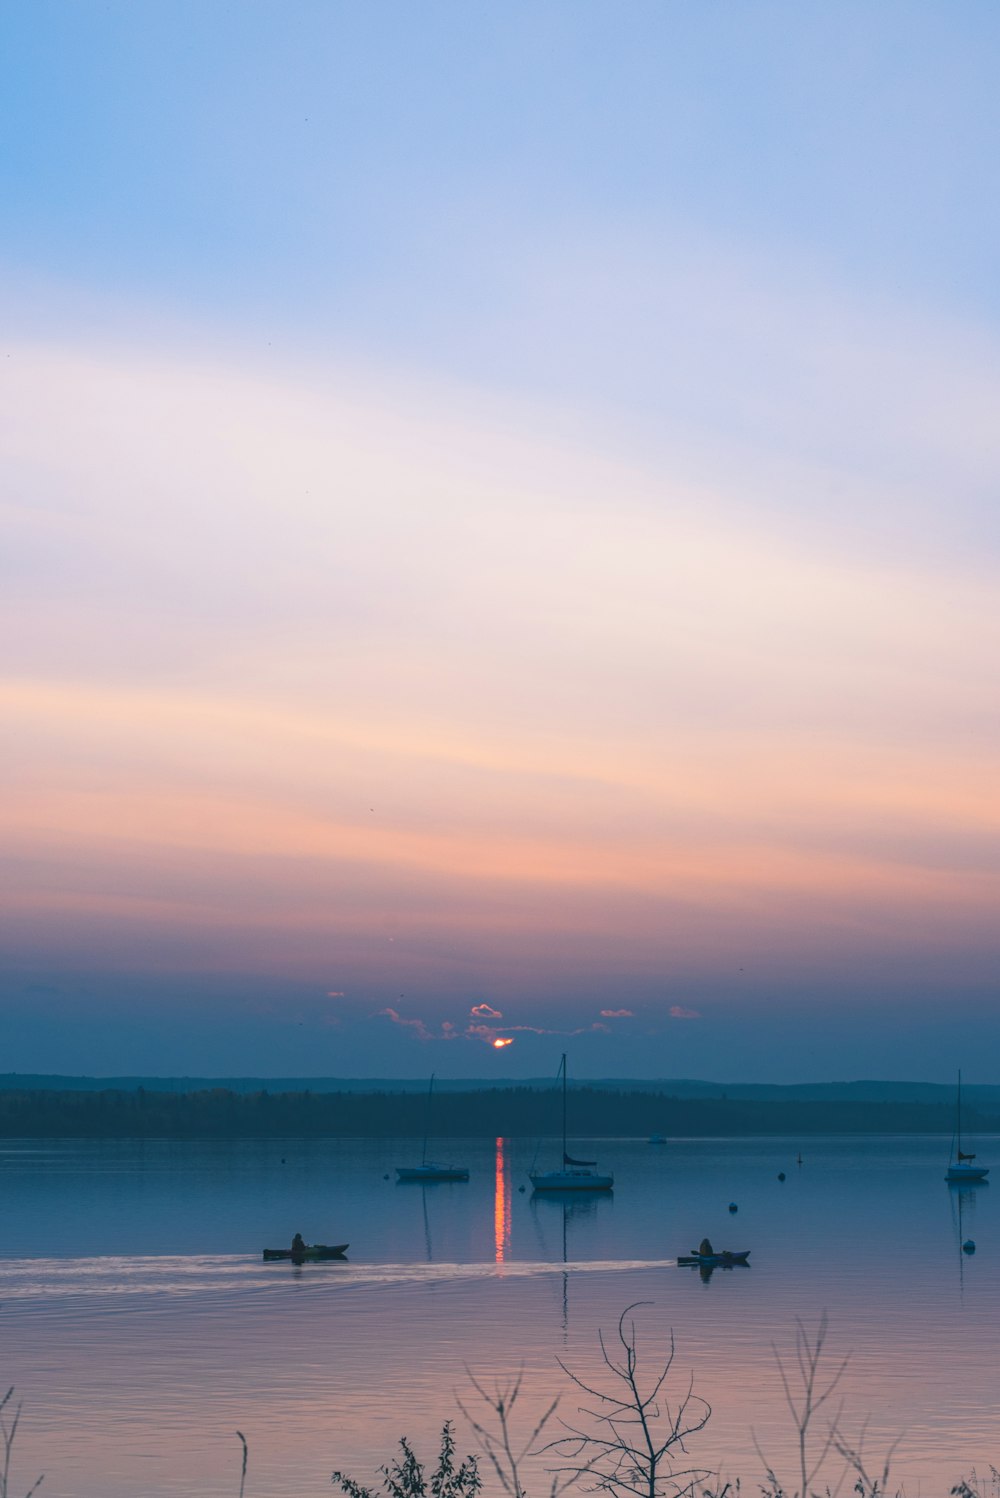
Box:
529 1054 613 1191
945 1070 989 1184
396 1075 470 1182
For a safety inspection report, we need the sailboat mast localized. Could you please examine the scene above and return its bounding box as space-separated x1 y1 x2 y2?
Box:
561 1053 567 1159
957 1069 962 1158
422 1074 435 1167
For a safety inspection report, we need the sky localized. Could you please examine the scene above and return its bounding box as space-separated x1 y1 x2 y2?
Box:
3 2 999 1080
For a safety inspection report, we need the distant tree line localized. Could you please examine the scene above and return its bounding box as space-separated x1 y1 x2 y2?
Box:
0 1085 992 1138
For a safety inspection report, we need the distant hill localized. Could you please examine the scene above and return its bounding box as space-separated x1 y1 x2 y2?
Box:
0 1073 997 1107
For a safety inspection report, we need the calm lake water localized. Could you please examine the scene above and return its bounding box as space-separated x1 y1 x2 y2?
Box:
1 1133 997 1496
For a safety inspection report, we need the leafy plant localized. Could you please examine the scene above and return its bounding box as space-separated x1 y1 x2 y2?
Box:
333 1421 481 1498
952 1467 1000 1498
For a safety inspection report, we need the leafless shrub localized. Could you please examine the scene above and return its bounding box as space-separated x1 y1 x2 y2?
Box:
458 1369 569 1498
831 1419 902 1498
544 1302 714 1498
753 1315 899 1498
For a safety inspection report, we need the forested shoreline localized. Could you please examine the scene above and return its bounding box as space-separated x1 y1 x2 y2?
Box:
0 1085 992 1139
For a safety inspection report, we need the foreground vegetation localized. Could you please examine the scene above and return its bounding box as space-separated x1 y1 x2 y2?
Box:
9 1310 990 1498
0 1085 990 1138
327 1310 995 1498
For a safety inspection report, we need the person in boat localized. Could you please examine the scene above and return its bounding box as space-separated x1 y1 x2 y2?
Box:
698 1237 714 1257
291 1232 306 1260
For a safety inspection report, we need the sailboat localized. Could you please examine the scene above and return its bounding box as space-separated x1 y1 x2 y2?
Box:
945 1070 989 1184
528 1054 613 1191
396 1075 470 1182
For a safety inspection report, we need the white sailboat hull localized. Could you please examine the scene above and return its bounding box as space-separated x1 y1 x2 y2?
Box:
396 1163 469 1181
529 1168 613 1191
395 1074 470 1182
945 1071 989 1184
946 1164 989 1183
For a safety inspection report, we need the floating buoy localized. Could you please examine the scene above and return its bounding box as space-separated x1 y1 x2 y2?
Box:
281 1158 286 1164
728 1202 738 1213
777 1172 786 1182
963 1239 976 1254
518 1184 526 1193
383 1173 390 1180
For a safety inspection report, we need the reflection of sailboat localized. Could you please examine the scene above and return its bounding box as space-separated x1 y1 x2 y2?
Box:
529 1054 613 1191
949 1184 982 1294
396 1075 470 1181
945 1071 989 1183
529 1187 606 1332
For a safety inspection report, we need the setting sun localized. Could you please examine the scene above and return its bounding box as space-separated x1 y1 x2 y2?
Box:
493 1038 514 1049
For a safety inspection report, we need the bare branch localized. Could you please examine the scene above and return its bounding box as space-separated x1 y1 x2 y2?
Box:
236 1431 248 1498
459 1368 572 1498
0 1388 43 1498
543 1304 714 1498
754 1316 901 1498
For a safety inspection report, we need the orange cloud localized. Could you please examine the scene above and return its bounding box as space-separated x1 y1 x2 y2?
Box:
467 1022 502 1045
471 1003 503 1019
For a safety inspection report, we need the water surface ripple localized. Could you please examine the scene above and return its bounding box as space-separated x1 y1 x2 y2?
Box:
1 1133 996 1496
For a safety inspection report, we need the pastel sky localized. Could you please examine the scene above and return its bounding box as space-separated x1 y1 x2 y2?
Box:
3 3 999 1079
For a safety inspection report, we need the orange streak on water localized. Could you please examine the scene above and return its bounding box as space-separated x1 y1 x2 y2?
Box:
494 1136 510 1265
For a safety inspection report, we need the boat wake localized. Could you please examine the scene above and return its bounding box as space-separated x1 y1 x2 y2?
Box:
0 1255 678 1303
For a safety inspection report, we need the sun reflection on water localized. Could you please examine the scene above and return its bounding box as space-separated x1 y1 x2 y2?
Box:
494 1136 511 1264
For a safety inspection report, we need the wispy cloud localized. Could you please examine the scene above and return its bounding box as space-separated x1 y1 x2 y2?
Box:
378 1007 433 1041
3 334 999 1029
470 1003 503 1019
600 1008 633 1018
669 1005 701 1021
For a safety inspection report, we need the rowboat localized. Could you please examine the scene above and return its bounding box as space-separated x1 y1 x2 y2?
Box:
262 1243 349 1261
677 1249 750 1267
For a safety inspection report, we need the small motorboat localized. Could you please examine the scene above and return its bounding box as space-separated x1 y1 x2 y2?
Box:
262 1243 349 1261
677 1249 750 1267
